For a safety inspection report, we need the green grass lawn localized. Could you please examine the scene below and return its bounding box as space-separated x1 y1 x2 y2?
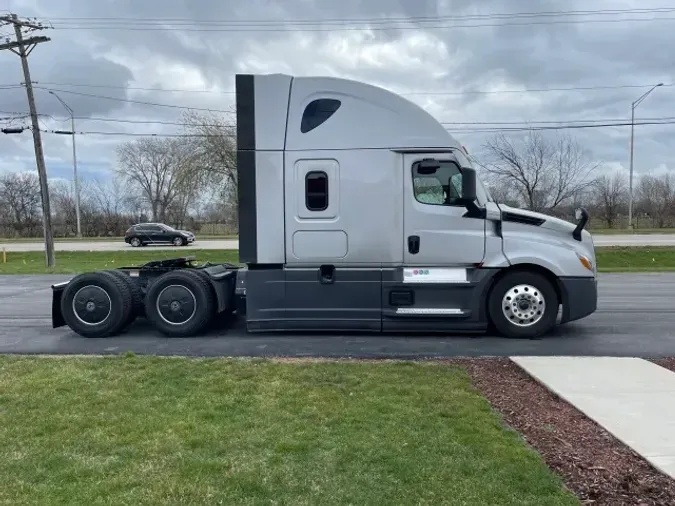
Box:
596 246 675 272
1 247 675 274
0 249 240 274
0 235 238 243
0 356 577 506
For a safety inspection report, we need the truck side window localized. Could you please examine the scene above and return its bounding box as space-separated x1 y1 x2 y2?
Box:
412 160 464 206
305 171 329 211
301 99 341 133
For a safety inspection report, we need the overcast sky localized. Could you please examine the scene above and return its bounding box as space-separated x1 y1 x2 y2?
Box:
1 0 674 187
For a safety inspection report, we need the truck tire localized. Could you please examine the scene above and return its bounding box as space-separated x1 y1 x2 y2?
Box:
488 270 558 339
60 271 134 338
106 270 144 321
144 269 216 337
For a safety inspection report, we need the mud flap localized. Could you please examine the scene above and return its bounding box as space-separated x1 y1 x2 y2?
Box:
51 281 68 328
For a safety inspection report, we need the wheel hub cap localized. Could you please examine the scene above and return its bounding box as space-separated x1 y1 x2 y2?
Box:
72 285 112 325
502 284 546 328
156 285 197 325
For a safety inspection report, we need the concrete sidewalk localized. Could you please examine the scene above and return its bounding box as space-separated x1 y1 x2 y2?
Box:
511 356 675 479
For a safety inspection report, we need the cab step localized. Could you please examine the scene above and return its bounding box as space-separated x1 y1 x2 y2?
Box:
385 308 471 318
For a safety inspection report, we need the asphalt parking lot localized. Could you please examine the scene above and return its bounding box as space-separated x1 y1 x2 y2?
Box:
1 273 674 358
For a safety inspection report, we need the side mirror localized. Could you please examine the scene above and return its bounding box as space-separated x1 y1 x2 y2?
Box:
458 166 477 204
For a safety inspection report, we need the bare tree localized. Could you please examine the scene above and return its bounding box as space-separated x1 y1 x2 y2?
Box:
593 171 628 228
181 110 238 216
0 172 42 236
481 171 522 207
50 179 98 236
91 176 135 235
636 173 675 228
477 130 599 212
115 137 205 223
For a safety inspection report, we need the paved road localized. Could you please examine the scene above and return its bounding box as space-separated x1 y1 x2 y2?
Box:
592 234 675 247
1 273 674 358
1 234 674 252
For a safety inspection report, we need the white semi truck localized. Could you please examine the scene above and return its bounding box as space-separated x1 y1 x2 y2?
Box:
50 73 598 340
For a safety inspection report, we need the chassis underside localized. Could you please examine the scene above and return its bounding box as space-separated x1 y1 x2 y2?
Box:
51 257 243 338
51 255 597 340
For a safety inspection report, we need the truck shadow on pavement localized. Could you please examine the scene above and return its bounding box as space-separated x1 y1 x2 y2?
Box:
106 313 586 342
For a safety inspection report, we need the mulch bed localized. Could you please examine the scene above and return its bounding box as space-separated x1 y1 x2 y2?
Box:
454 358 675 506
651 358 675 373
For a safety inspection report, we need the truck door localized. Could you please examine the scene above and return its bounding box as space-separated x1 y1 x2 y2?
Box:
403 153 485 266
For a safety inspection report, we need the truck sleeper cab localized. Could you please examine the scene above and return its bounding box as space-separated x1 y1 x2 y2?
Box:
50 72 598 340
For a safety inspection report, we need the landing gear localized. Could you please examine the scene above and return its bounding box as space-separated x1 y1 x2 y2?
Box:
488 271 558 339
59 271 134 338
144 269 216 337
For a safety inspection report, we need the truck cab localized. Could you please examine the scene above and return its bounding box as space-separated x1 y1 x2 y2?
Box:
236 73 597 339
50 72 597 340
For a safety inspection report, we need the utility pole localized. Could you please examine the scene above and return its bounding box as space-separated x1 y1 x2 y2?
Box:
50 91 81 237
0 14 55 267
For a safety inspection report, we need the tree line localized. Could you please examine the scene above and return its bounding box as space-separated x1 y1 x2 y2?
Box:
475 131 675 229
1 121 673 239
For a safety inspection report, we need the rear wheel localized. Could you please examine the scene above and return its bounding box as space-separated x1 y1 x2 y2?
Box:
488 270 558 339
106 269 144 322
130 237 142 247
144 269 216 337
60 271 134 338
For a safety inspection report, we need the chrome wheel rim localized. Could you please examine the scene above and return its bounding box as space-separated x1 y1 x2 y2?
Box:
501 284 545 327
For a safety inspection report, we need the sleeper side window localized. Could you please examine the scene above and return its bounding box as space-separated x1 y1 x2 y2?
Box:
412 160 464 206
301 99 341 133
305 171 329 211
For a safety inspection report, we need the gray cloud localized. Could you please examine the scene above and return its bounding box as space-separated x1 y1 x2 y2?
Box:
1 0 674 183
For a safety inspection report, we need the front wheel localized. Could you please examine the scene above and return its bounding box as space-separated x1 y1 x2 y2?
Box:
172 236 186 247
488 271 558 339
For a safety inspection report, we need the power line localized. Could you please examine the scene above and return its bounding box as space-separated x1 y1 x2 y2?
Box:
25 81 233 94
47 7 675 31
447 120 675 134
50 16 675 32
46 7 675 24
31 86 236 113
404 83 675 96
440 117 675 126
1 80 672 97
31 119 675 138
41 115 675 128
66 116 229 127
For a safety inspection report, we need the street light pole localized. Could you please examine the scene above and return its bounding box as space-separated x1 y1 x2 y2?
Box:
49 91 81 237
628 82 663 230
